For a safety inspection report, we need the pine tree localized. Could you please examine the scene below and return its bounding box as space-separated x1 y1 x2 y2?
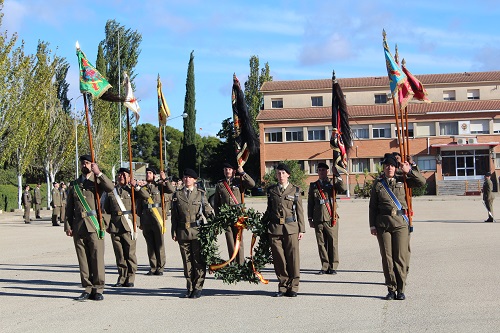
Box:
179 51 197 174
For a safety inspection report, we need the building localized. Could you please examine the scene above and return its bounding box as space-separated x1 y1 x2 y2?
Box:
256 71 500 195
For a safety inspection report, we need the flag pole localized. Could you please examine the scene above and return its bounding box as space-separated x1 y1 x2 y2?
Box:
82 93 105 238
125 107 137 238
159 116 166 235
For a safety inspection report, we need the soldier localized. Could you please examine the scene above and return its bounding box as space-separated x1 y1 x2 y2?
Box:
369 153 425 301
22 184 32 224
60 182 68 224
308 162 346 275
213 162 255 264
482 172 494 222
171 168 214 299
264 163 305 297
64 154 114 301
33 183 42 219
104 168 145 288
51 182 62 226
136 167 175 276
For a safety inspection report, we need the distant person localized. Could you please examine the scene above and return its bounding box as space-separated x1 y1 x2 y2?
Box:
60 182 68 224
213 162 255 265
308 162 346 275
369 153 425 301
22 184 32 224
482 172 494 222
51 182 62 226
33 183 42 219
263 163 305 297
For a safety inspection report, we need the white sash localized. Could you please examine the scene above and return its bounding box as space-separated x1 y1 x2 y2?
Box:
112 187 137 240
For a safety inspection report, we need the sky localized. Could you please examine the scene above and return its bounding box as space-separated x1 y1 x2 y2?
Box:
3 0 500 137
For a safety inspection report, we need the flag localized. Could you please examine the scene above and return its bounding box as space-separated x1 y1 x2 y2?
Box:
383 31 413 109
232 74 259 167
123 72 140 121
76 44 111 98
330 71 352 175
402 60 431 103
157 75 170 126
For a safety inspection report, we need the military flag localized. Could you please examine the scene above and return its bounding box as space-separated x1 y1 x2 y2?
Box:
157 75 170 126
402 59 431 103
232 74 259 167
330 71 352 176
76 42 111 99
123 72 141 122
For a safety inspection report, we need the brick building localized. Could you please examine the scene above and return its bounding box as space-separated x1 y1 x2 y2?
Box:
256 71 500 195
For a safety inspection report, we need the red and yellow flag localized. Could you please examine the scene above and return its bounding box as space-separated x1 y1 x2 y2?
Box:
157 75 170 125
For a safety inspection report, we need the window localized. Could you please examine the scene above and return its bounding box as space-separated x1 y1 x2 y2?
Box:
374 94 387 104
308 129 326 141
351 125 369 139
415 122 436 137
271 99 283 108
395 126 414 138
351 158 369 173
440 122 459 135
470 120 489 134
467 89 480 100
311 96 323 107
416 156 437 171
373 126 391 138
264 129 283 142
494 120 500 134
443 90 456 101
285 128 304 141
309 160 327 174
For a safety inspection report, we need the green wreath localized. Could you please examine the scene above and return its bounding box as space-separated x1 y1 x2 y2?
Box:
199 204 272 284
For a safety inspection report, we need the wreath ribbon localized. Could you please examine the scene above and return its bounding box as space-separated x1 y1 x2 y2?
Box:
250 233 269 284
209 216 247 271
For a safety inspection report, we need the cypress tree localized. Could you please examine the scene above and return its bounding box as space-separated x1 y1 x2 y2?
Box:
179 50 197 174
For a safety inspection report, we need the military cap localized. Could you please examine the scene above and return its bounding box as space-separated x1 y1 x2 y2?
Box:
172 175 179 182
317 162 329 170
118 167 130 174
146 167 157 174
183 168 198 179
60 181 65 185
276 163 291 175
79 154 92 162
485 172 492 177
222 162 235 169
52 182 58 186
381 153 398 167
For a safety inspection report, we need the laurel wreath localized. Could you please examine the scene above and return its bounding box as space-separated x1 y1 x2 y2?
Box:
199 204 272 284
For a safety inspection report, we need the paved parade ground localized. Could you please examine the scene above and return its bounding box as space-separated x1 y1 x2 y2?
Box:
1 196 499 332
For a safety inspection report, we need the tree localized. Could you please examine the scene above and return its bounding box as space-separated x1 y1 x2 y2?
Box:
244 56 273 133
55 59 71 114
179 51 197 173
263 160 307 190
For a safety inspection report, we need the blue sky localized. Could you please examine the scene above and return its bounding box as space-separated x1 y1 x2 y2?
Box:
3 0 500 136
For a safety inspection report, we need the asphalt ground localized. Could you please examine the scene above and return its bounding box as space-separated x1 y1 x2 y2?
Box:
0 195 499 333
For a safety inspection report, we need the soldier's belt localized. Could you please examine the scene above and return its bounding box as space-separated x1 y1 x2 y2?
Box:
183 221 202 229
381 208 407 217
272 217 296 225
111 210 132 217
81 210 97 218
144 203 161 209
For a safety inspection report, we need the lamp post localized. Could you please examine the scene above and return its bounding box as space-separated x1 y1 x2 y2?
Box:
164 113 188 174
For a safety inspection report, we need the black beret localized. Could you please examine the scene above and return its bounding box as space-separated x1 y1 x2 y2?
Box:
118 167 130 174
276 163 291 175
172 176 179 182
53 182 58 186
222 162 235 169
381 153 398 167
317 162 329 170
60 182 65 185
79 154 92 162
183 168 198 179
146 167 157 174
485 172 491 177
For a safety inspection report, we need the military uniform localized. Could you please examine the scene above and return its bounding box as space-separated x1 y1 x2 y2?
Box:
51 185 62 226
22 188 32 223
369 163 425 297
483 175 494 222
171 186 213 297
104 184 146 286
33 186 42 218
308 176 346 273
64 172 114 296
136 179 175 275
60 185 67 223
265 183 305 295
213 172 255 264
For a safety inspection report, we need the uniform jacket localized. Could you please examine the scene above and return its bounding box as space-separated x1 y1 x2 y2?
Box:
369 167 425 229
264 183 305 236
171 187 214 241
64 173 114 234
308 177 346 223
213 173 255 214
51 188 62 208
61 188 67 205
22 190 32 206
104 185 146 233
136 180 175 220
483 178 494 201
34 187 42 204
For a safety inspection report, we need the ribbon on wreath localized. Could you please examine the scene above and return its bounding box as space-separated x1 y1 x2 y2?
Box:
209 216 247 271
